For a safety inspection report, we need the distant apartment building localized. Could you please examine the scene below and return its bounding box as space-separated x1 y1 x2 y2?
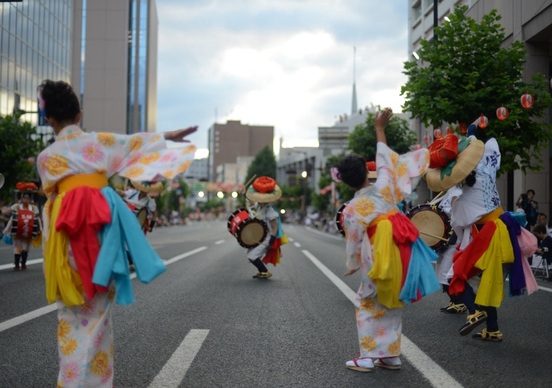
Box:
208 120 274 184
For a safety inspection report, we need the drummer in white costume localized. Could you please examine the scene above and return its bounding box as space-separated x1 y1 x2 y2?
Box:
245 176 286 279
435 185 465 313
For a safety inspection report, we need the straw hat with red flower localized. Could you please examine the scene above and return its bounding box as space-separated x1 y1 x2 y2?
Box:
246 176 282 203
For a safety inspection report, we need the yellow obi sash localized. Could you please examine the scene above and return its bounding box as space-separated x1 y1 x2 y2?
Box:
58 173 108 194
367 210 403 309
44 173 108 306
476 206 503 224
368 210 398 228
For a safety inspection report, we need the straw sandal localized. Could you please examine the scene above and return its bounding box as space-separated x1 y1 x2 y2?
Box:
374 358 402 370
459 310 487 336
440 302 467 314
346 357 374 372
472 329 503 342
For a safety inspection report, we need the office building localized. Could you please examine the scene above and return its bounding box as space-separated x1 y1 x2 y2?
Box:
208 120 274 184
72 0 158 134
0 1 73 129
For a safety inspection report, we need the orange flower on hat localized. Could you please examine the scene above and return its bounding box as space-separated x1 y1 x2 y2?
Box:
16 181 38 191
252 176 277 193
428 134 459 168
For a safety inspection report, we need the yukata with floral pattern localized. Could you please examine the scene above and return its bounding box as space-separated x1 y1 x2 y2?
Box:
342 142 438 361
37 124 196 387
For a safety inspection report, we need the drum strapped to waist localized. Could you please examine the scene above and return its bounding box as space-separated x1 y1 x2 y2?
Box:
406 204 451 250
126 202 149 229
335 202 349 237
227 208 268 248
10 207 40 239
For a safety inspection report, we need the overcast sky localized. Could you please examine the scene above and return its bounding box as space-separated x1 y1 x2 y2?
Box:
156 0 408 157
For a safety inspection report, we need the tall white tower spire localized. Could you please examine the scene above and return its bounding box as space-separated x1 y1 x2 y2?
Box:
351 46 358 115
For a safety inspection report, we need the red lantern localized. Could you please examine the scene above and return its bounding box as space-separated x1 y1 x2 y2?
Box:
458 122 468 135
433 128 442 138
496 106 509 121
446 127 453 135
478 114 488 129
521 93 534 109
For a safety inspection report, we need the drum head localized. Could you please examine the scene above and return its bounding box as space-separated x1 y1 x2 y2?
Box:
237 219 268 248
407 204 450 249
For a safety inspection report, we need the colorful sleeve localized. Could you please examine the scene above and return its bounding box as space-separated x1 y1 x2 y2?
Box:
344 203 364 270
375 142 429 203
99 132 197 181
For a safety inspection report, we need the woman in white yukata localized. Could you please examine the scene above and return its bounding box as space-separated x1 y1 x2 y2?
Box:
333 108 439 373
37 79 197 387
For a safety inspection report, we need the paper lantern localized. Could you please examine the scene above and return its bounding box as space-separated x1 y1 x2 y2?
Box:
478 114 488 129
458 122 468 135
433 128 442 138
521 93 534 109
496 106 509 121
446 127 453 135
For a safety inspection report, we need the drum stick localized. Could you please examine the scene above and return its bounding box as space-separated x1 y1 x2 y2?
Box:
242 174 257 194
243 175 257 214
419 231 449 242
428 191 445 206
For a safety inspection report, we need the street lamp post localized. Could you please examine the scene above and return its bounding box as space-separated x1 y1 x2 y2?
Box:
300 170 308 216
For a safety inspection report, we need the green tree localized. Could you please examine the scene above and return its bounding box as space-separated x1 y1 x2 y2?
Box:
0 114 44 204
401 6 552 175
244 145 277 184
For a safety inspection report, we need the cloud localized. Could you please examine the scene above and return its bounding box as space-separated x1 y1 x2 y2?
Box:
156 1 408 151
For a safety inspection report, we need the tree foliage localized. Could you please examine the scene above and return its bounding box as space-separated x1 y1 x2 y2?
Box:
244 145 277 184
0 114 44 204
401 6 552 174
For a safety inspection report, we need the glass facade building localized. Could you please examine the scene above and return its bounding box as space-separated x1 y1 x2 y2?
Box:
127 0 150 133
0 0 73 125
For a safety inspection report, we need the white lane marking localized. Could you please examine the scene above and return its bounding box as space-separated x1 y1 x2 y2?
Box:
0 304 56 333
164 247 207 265
301 249 463 388
294 242 301 248
0 258 42 270
0 247 208 333
215 240 225 245
148 329 209 388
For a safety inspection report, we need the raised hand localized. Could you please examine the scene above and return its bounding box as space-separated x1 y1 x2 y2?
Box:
374 107 393 130
164 126 198 143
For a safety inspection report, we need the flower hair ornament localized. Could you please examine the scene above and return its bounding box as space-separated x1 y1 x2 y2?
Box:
331 167 342 183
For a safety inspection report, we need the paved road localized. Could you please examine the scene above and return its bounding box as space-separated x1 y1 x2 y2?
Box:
1 221 551 387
